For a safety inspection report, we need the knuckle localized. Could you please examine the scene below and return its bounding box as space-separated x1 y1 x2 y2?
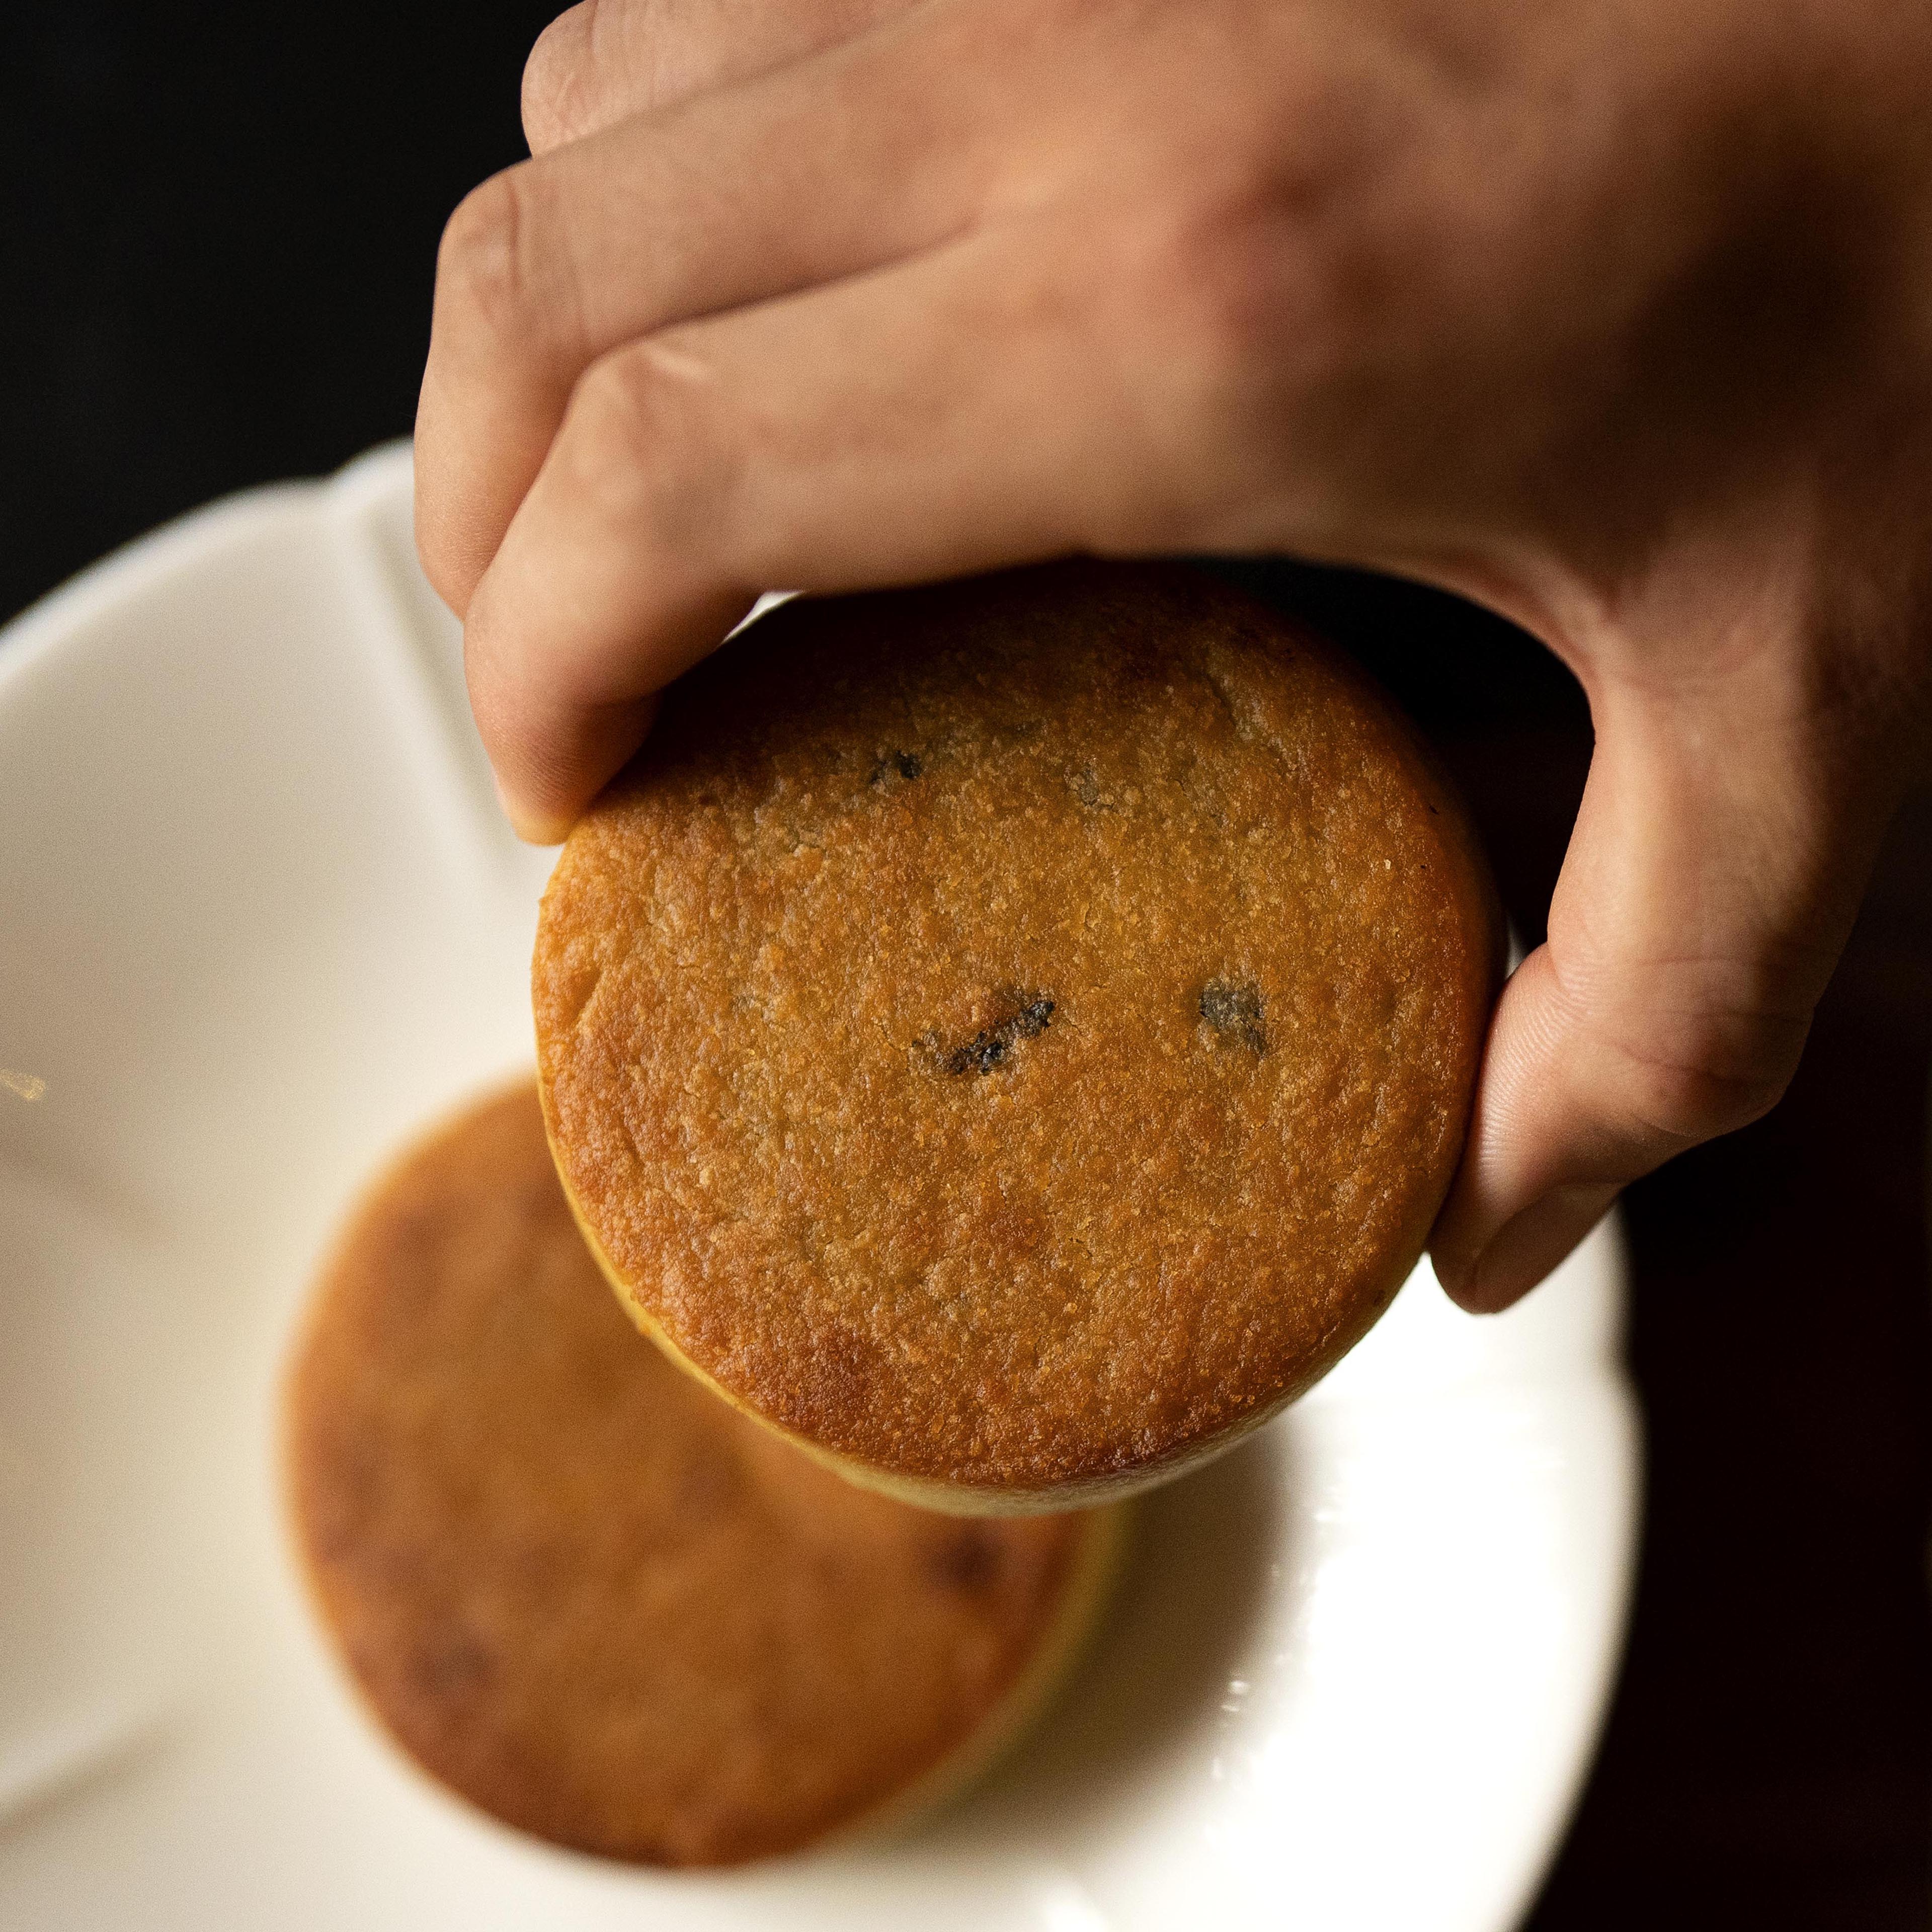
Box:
1125 200 1268 382
565 349 672 513
1611 1040 1793 1147
434 167 560 363
1108 154 1432 517
1103 52 1475 536
1108 149 1297 362
521 2 599 153
1574 968 1812 1149
563 343 736 552
1142 113 1399 356
1100 190 1342 540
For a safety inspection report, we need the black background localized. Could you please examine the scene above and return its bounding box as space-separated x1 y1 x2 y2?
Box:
6 7 1929 1923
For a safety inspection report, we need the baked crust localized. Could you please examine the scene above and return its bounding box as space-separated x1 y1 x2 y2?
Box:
284 1083 1110 1865
535 562 1499 1500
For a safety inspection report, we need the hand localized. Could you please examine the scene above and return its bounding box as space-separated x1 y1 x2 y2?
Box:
415 0 1932 1309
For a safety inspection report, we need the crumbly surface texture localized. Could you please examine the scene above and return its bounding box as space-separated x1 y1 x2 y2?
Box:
284 1084 1088 1866
535 562 1497 1495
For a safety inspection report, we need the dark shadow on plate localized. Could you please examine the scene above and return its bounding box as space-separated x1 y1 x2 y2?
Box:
922 1423 1293 1847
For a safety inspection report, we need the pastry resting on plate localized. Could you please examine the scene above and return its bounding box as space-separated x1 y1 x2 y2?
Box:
285 1083 1120 1865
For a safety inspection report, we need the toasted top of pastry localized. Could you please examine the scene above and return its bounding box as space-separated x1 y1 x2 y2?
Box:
535 563 1497 1504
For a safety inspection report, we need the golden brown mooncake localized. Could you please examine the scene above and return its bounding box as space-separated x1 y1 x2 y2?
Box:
535 561 1500 1512
284 1084 1119 1866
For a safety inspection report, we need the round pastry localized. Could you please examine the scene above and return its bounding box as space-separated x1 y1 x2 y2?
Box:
534 561 1500 1512
284 1083 1119 1866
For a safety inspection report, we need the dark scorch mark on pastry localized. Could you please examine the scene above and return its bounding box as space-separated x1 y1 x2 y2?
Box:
868 749 924 784
935 998 1057 1076
1200 980 1266 1056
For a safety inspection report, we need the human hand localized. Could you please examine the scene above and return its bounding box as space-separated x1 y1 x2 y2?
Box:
415 0 1932 1309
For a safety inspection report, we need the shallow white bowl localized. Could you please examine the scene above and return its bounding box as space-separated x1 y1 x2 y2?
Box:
0 445 1639 1931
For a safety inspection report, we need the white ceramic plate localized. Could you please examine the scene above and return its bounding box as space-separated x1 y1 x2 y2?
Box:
0 445 1639 1932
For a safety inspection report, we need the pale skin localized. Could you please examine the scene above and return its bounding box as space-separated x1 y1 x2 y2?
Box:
416 0 1932 1313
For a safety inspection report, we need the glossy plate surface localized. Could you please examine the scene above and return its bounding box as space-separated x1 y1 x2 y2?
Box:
0 445 1639 1931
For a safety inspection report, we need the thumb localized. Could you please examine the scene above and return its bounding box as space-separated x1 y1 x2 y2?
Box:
1430 671 1900 1314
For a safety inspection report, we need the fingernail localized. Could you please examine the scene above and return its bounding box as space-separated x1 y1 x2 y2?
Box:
1456 1181 1621 1315
493 771 570 847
